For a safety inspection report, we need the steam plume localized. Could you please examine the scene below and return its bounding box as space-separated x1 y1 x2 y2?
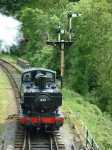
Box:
0 13 23 52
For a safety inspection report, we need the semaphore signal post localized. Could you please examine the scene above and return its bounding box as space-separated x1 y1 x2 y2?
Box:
47 12 80 88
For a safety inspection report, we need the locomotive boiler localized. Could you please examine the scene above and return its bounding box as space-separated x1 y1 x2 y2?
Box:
20 68 64 130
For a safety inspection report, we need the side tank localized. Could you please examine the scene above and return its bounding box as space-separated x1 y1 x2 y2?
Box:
20 68 62 114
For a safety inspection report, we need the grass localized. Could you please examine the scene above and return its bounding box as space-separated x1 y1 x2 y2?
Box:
0 53 17 63
62 88 112 150
1 54 112 149
0 68 12 140
0 53 23 72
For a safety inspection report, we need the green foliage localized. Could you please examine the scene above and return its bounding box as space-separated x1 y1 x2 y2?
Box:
0 0 69 15
0 0 31 14
63 88 112 149
3 0 111 115
1 0 112 147
16 0 112 115
0 67 13 136
19 7 61 69
62 0 112 114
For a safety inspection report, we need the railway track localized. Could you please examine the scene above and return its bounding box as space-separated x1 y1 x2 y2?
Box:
0 59 21 114
0 59 66 150
15 127 65 150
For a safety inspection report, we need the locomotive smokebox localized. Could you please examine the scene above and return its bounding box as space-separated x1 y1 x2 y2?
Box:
35 73 47 90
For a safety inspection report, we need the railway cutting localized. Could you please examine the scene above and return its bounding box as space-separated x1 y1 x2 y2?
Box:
0 59 66 150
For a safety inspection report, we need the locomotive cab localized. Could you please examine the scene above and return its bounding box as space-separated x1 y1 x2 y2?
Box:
20 68 62 114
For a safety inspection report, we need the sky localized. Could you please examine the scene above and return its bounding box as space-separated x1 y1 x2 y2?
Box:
0 13 23 52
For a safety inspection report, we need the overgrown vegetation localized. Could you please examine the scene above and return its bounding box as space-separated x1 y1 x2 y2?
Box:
0 0 112 149
11 0 112 115
0 67 12 139
62 88 112 149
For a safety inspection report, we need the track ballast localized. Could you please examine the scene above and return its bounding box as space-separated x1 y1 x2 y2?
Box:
0 59 66 150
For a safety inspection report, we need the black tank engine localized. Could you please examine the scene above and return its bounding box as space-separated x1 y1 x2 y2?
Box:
20 68 64 130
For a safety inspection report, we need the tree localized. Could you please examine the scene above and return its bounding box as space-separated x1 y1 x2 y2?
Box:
20 7 60 68
0 0 32 14
65 0 112 112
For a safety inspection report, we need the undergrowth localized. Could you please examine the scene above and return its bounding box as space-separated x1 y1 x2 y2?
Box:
62 88 112 150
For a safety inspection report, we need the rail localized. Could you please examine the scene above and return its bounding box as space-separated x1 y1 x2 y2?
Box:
0 60 66 150
0 59 22 150
53 135 59 150
0 59 65 150
17 58 30 69
0 59 21 113
15 128 65 150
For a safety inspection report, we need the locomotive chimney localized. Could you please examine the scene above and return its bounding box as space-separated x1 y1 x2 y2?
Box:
35 73 46 90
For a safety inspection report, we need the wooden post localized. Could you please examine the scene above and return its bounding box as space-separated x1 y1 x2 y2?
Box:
69 17 72 41
60 42 64 88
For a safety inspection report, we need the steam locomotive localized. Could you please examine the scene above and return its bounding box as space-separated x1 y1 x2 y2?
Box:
20 68 64 130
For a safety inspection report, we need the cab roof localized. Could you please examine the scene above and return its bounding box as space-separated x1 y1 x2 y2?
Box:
22 67 56 74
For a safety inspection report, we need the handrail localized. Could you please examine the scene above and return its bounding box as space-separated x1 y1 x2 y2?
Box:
67 111 101 150
85 129 100 150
